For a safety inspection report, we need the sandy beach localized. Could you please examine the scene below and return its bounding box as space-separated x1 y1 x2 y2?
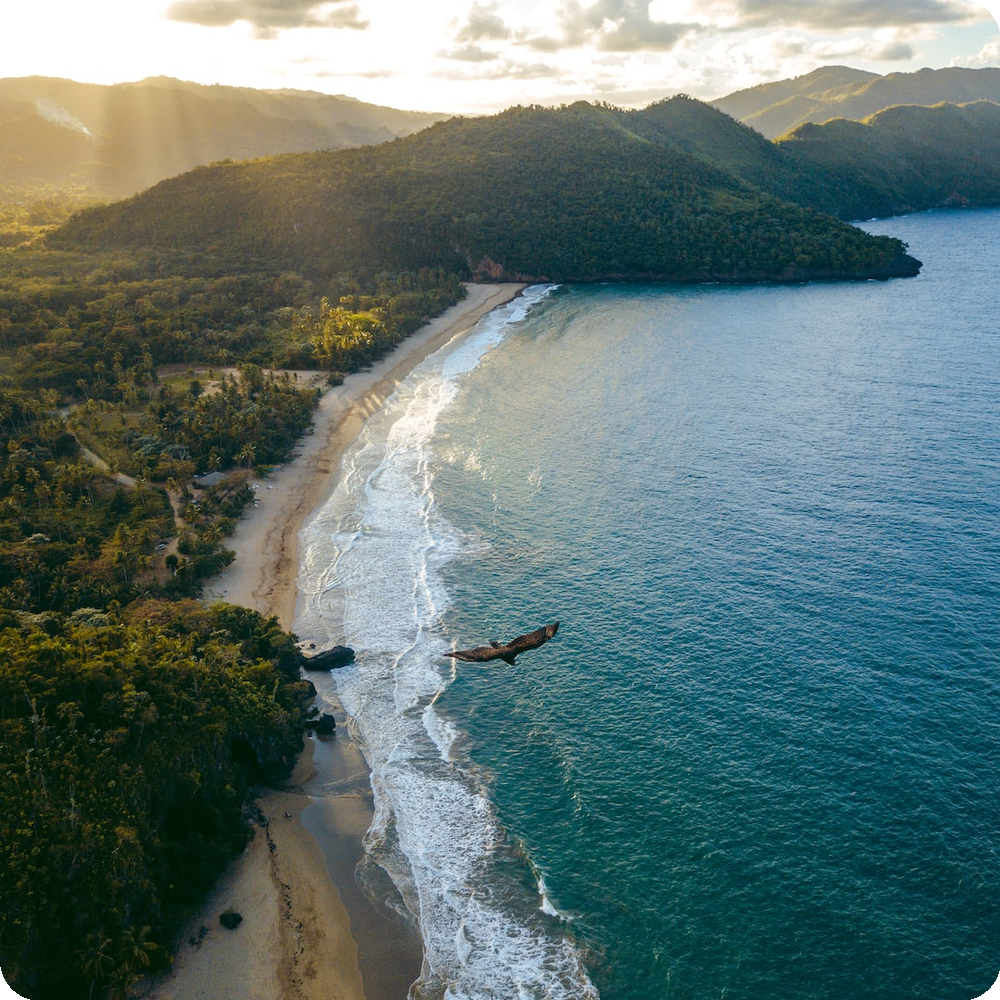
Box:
146 282 526 1000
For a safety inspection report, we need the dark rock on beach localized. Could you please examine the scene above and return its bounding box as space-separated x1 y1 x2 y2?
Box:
302 645 355 670
310 713 337 735
219 910 243 930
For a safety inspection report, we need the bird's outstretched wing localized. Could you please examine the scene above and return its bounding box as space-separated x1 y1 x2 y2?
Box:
446 621 559 665
505 621 559 654
446 643 504 663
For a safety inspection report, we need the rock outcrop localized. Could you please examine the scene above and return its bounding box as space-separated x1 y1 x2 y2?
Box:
302 645 356 670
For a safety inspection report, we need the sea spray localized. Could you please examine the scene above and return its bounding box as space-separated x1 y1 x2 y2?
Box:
295 285 599 999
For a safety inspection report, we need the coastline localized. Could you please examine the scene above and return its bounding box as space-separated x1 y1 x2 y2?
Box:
146 282 527 1000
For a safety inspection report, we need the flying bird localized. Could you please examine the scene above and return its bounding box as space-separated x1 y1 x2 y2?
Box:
446 621 559 665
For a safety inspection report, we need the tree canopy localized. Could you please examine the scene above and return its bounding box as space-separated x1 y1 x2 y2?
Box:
0 600 314 1000
51 101 920 283
9 83 999 998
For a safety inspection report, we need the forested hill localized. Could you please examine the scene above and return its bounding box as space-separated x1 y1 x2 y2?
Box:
50 101 918 284
0 75 446 199
622 95 1000 220
711 65 1000 138
777 100 1000 219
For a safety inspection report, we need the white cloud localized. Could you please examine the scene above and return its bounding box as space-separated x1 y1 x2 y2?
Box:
455 2 513 41
953 34 1000 59
731 0 979 30
4 0 998 114
440 42 504 61
521 0 696 53
652 0 980 31
165 0 369 35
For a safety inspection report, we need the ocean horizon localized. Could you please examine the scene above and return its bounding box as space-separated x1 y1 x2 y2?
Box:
295 208 1000 1000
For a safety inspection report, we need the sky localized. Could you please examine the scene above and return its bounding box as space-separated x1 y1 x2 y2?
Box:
4 0 1000 114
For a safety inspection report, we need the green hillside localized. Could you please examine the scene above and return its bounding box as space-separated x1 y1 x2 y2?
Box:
778 100 1000 218
9 76 1000 1000
622 95 793 195
712 65 1000 138
0 76 447 200
620 95 1000 221
0 600 314 1000
51 101 918 283
709 66 877 128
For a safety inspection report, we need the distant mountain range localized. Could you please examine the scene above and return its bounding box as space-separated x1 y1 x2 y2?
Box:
27 63 1000 286
5 65 1000 205
0 75 447 199
711 65 1000 138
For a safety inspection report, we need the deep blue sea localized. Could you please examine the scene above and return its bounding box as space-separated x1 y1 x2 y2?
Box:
297 208 1000 1000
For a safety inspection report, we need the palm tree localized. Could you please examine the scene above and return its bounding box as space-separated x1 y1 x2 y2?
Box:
77 932 114 1000
117 924 162 978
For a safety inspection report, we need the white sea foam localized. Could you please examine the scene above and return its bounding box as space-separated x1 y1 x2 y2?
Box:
538 877 561 918
423 701 461 762
295 285 598 999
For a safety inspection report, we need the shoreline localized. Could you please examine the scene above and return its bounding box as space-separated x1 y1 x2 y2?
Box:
147 282 527 1000
202 281 527 633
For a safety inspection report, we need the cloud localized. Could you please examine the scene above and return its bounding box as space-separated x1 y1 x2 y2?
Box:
524 0 694 52
478 58 565 79
427 52 564 83
455 2 512 42
314 67 397 79
731 0 979 30
440 43 503 62
164 0 369 37
803 33 916 59
871 38 918 58
954 34 1000 62
695 22 930 89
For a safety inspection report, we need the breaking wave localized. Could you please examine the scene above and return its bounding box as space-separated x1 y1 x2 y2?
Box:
295 285 598 999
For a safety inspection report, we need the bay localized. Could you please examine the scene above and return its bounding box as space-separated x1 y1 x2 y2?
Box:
297 208 1000 1000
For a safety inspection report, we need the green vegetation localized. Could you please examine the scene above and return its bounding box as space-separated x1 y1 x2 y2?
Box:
0 600 314 1000
0 227 463 608
52 101 918 282
0 388 178 612
0 366 315 614
0 194 103 249
711 65 1000 138
0 75 447 201
776 100 1000 219
71 364 317 481
0 274 333 998
618 94 1000 222
6 73 997 996
0 190 462 997
0 233 463 390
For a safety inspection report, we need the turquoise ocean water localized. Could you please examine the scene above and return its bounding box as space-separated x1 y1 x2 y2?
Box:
296 209 1000 1000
